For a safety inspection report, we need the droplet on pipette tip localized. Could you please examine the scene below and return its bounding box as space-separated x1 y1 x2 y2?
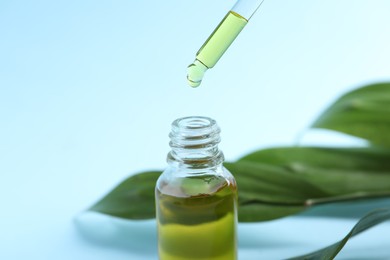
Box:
187 60 208 88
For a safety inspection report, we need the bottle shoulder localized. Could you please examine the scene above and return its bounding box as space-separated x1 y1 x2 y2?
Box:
156 165 236 198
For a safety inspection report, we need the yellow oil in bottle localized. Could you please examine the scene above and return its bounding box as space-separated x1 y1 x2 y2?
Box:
156 175 238 260
187 11 248 87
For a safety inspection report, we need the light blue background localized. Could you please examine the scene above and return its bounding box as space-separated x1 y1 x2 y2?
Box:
1 0 390 259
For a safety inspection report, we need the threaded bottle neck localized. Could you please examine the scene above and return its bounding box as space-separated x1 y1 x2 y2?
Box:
167 116 224 169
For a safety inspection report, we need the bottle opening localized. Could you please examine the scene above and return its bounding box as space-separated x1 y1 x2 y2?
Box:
168 116 224 168
176 116 214 129
170 116 221 145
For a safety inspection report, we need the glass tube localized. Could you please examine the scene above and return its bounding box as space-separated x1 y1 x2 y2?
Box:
187 0 265 87
232 0 265 20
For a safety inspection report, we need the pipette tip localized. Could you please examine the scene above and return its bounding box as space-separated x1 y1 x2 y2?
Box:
187 60 208 88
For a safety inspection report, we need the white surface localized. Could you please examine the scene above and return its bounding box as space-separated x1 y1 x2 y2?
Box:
1 0 390 259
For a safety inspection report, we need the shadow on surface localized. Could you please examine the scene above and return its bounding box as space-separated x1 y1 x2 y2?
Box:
238 223 303 249
74 212 157 256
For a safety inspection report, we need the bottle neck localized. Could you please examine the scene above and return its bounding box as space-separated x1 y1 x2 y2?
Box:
167 116 224 170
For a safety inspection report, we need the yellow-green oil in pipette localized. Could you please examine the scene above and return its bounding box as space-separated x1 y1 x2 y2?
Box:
187 11 248 87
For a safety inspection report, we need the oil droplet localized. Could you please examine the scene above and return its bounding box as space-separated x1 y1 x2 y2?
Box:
187 60 208 88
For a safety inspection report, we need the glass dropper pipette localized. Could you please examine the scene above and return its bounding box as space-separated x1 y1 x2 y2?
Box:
187 0 265 87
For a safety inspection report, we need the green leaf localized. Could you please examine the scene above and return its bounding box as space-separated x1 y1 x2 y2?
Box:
311 82 390 146
288 208 390 260
239 147 390 196
88 147 390 222
89 171 160 219
88 164 317 222
88 160 329 222
224 161 329 221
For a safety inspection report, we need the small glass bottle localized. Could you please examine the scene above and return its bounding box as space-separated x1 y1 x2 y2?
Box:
155 116 238 260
